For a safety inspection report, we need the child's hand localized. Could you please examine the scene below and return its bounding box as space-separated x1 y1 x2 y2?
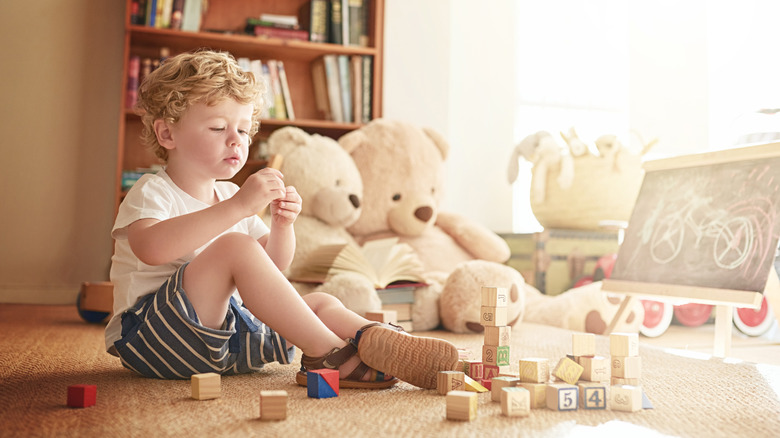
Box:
234 167 286 216
270 186 302 226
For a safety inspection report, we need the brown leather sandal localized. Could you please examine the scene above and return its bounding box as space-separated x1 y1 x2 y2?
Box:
353 322 459 389
295 341 398 389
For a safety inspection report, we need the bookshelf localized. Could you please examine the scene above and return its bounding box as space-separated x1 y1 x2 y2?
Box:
115 0 384 212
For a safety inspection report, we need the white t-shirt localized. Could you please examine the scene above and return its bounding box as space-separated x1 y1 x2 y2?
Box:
105 170 269 353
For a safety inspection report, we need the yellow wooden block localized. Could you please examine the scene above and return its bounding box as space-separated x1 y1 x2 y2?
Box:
552 357 584 385
437 371 466 395
610 333 639 357
484 325 511 346
446 390 478 421
572 333 596 357
491 376 520 402
191 373 220 400
611 356 642 379
464 375 489 393
480 306 508 326
610 385 642 412
501 387 530 417
518 382 547 409
519 358 549 383
579 355 610 382
481 286 509 307
259 390 287 421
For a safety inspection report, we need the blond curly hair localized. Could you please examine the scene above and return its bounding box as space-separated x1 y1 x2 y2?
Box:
135 50 264 162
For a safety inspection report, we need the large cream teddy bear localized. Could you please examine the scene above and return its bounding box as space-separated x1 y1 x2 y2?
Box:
266 126 382 316
339 119 525 332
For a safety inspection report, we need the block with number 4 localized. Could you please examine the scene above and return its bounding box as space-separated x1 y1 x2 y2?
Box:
578 382 607 410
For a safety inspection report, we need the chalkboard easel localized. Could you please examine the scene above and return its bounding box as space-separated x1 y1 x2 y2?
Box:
602 142 780 357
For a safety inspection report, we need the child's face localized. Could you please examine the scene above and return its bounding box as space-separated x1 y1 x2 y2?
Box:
165 98 254 180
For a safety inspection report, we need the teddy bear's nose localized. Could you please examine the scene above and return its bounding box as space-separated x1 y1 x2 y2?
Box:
349 194 361 209
415 206 433 223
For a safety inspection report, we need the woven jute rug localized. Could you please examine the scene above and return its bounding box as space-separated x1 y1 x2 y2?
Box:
2 304 779 437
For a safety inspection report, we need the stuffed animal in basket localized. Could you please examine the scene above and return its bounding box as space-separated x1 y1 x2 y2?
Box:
266 126 382 316
339 119 524 332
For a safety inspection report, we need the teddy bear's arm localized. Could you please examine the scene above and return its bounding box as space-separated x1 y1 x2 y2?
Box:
435 211 511 263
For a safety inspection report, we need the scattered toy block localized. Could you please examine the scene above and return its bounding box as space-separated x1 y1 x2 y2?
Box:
611 356 642 379
446 390 478 421
578 382 607 410
501 387 531 417
552 357 584 385
481 379 493 390
437 371 466 395
546 383 579 411
611 377 640 386
464 375 489 393
610 333 639 357
482 345 510 367
491 376 520 402
579 355 610 382
484 325 511 346
465 360 483 380
480 306 508 326
67 384 96 408
191 373 221 400
259 390 288 421
572 333 596 357
365 310 398 324
307 369 339 399
519 358 549 383
518 382 547 409
481 286 508 307
610 384 643 412
79 282 114 313
483 365 501 381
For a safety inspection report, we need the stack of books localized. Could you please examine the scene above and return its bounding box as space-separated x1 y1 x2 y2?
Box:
131 0 204 32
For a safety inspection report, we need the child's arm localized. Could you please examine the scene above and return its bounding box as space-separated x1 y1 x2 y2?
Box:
259 185 302 271
127 168 286 266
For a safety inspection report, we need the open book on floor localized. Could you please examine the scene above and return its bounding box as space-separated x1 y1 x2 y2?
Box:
289 237 426 289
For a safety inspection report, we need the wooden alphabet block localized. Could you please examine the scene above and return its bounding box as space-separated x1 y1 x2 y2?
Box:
518 382 547 409
482 364 502 381
437 371 466 395
446 390 478 421
259 390 288 421
480 306 508 326
611 377 640 386
365 310 398 324
307 369 339 398
501 387 531 417
610 385 643 412
67 384 96 408
572 332 596 357
610 333 639 357
481 286 509 307
552 357 584 385
482 345 510 367
579 355 610 382
465 360 483 380
191 373 220 400
546 383 579 411
484 325 511 346
463 375 489 393
611 356 642 379
578 382 607 410
519 358 549 383
491 376 520 402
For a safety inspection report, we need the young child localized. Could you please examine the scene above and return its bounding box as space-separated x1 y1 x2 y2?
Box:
105 50 458 389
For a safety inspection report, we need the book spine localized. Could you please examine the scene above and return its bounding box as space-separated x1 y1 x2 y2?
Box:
328 0 343 44
130 0 146 25
277 61 296 120
266 60 287 120
126 55 140 109
253 25 309 41
337 55 352 123
180 0 202 32
311 57 332 120
361 55 373 122
323 55 344 122
170 0 184 30
309 0 330 43
348 0 368 46
145 0 157 27
261 63 276 119
350 55 362 124
341 0 350 46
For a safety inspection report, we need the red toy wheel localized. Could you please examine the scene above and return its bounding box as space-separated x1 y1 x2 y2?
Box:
734 297 775 337
673 303 713 327
639 300 673 337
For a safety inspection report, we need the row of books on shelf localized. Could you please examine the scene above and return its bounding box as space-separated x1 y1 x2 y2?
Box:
130 0 371 47
312 54 373 123
237 58 296 121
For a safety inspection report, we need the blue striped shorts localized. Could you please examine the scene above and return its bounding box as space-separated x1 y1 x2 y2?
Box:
114 263 295 379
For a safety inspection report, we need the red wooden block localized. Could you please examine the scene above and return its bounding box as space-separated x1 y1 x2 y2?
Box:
67 384 97 408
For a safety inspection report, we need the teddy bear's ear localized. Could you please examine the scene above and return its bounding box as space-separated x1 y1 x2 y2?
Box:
266 126 309 156
338 128 369 154
422 127 449 160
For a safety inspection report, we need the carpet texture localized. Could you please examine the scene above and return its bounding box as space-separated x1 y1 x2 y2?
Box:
2 304 779 437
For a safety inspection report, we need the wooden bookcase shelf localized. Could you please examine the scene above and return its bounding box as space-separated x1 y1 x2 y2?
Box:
115 0 384 212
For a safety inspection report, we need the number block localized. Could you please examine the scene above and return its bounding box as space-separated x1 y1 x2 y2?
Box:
437 371 466 395
579 355 610 382
519 357 549 383
611 356 642 379
482 345 510 367
259 390 288 421
501 387 531 417
67 384 97 408
519 382 547 409
572 332 596 357
578 382 607 410
446 390 478 421
191 373 220 400
491 376 520 402
484 325 511 346
610 333 639 357
481 286 509 307
307 369 339 399
546 383 579 411
480 306 508 326
552 357 584 385
610 384 643 412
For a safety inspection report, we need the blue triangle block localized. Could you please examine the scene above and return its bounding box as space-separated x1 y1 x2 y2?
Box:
307 370 338 398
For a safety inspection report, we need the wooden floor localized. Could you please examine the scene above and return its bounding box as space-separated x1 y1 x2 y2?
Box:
639 320 780 366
